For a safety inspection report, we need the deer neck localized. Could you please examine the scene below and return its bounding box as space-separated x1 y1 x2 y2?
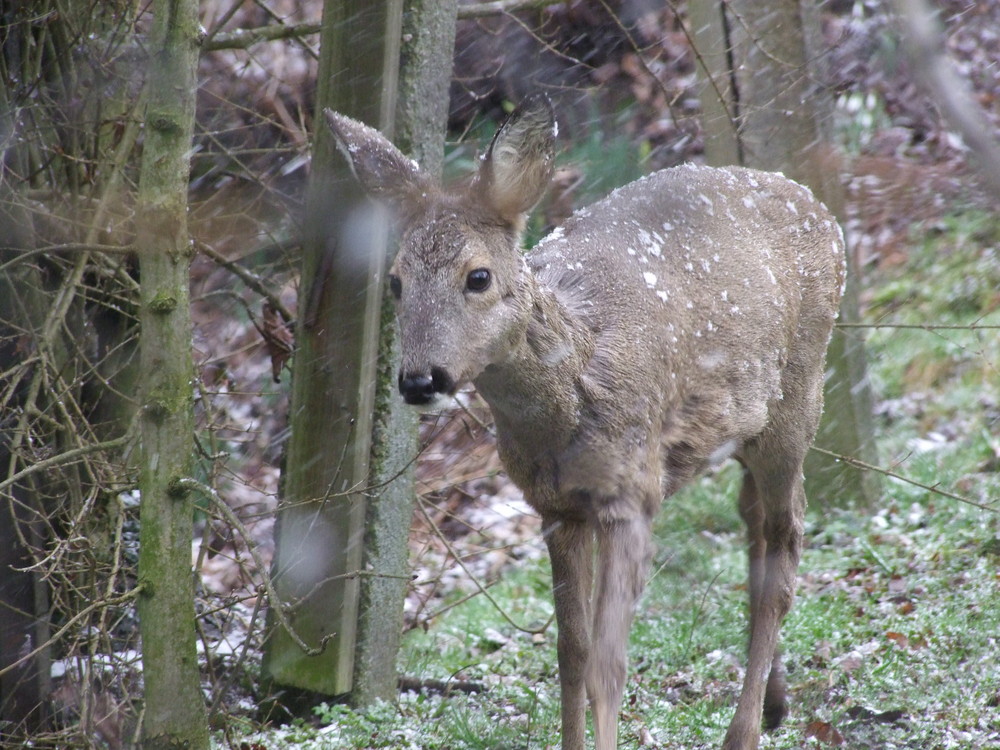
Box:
474 275 593 443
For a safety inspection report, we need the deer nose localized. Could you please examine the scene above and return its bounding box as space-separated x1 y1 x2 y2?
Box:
398 367 455 405
399 372 434 404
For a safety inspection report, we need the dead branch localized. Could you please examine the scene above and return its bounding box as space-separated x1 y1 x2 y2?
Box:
397 675 488 695
810 446 997 513
175 477 333 657
892 0 1000 197
0 245 135 274
202 22 322 52
196 240 294 323
415 496 552 635
202 1 555 53
459 0 554 18
0 588 142 680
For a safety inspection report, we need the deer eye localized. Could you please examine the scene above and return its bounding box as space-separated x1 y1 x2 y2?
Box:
465 268 491 293
388 274 402 299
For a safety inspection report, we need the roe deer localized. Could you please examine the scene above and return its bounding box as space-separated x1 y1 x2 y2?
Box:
324 96 845 750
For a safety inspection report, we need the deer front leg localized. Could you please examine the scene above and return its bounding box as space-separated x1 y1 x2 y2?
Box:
589 515 653 750
543 516 594 750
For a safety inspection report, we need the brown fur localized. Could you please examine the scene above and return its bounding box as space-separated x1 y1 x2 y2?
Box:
325 97 845 750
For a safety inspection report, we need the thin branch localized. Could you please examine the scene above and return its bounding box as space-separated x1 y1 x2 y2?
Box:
4 251 90 475
459 0 554 18
596 0 688 127
202 22 322 52
202 0 245 49
810 446 997 513
0 243 135 273
397 675 488 695
195 240 295 323
175 477 332 657
415 578 502 628
202 1 555 53
669 0 742 142
0 588 142 680
0 436 129 495
416 496 553 635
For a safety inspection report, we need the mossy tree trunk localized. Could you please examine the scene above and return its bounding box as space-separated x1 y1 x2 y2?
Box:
134 0 208 747
350 0 458 705
691 0 880 508
262 0 406 698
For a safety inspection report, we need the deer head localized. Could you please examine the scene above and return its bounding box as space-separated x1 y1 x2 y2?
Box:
324 96 557 407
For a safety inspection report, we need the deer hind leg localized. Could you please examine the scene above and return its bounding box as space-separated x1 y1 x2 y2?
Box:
588 514 653 750
736 468 790 732
724 459 805 750
543 516 594 750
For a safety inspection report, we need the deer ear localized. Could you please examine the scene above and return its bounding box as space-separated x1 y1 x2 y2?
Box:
323 108 429 210
479 94 557 223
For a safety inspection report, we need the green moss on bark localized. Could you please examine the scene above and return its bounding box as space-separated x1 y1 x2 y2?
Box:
134 0 208 747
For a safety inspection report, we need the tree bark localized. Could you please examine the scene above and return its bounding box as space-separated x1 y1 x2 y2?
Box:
263 0 405 698
691 0 880 507
134 0 208 746
891 0 1000 198
350 0 459 706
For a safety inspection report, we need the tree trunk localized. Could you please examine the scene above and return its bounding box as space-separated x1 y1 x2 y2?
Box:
134 0 208 747
691 0 880 507
263 0 405 698
687 0 740 167
350 0 459 706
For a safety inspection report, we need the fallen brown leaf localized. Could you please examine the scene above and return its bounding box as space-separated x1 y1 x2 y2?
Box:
885 630 909 648
805 720 845 745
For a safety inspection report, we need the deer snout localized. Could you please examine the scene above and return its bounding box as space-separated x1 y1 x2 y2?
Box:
398 367 455 406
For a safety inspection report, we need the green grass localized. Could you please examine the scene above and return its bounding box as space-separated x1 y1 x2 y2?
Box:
222 204 1000 748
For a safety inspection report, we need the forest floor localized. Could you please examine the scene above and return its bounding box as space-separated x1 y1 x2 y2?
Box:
218 200 1000 749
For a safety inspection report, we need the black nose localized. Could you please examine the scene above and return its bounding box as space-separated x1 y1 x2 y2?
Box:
398 367 454 405
399 372 434 405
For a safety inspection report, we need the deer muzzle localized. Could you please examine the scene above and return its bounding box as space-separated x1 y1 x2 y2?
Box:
398 367 455 406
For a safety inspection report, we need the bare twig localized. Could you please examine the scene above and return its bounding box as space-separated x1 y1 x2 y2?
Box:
836 322 1000 331
415 577 501 629
459 0 553 19
810 446 997 512
0 244 135 274
195 240 295 323
0 588 142 680
174 477 333 657
202 1 556 54
595 0 688 127
0 437 130 495
670 0 741 142
397 674 488 695
201 0 246 49
415 496 553 635
202 22 322 52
